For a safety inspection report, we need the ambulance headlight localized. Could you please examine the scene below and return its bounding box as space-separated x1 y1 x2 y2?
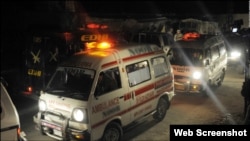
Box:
39 100 47 111
230 50 241 59
72 108 87 122
192 71 202 79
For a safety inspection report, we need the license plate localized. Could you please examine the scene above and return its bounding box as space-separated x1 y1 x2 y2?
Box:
41 121 62 131
175 84 185 90
53 129 62 137
28 69 42 77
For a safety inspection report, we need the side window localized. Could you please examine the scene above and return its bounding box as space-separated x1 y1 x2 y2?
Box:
151 56 170 77
205 49 211 59
211 46 219 61
218 43 226 55
126 61 151 87
95 67 121 96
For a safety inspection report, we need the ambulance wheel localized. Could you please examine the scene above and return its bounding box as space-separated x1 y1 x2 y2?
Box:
101 122 123 141
39 125 46 135
153 98 168 122
217 70 225 87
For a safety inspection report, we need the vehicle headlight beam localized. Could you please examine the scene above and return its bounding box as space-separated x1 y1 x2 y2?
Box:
230 50 241 59
192 71 202 79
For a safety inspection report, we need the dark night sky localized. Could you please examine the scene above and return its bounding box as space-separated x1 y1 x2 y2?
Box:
80 1 249 17
0 0 249 70
1 1 249 18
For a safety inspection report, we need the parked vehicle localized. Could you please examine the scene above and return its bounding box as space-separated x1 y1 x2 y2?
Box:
19 24 116 99
1 77 27 141
178 18 220 35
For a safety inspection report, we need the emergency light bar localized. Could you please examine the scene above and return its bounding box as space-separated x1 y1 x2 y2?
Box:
86 41 112 50
87 23 100 29
86 23 108 29
182 32 200 40
97 42 111 49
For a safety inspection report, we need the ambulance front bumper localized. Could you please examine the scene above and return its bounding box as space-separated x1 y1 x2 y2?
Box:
33 111 90 141
174 81 202 93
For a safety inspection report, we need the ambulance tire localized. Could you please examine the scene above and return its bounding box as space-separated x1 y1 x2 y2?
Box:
153 98 168 122
39 125 46 135
217 70 225 87
101 122 123 141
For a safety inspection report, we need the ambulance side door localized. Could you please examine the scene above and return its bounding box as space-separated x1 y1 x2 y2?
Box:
204 48 214 80
90 66 132 131
125 60 155 121
210 45 221 80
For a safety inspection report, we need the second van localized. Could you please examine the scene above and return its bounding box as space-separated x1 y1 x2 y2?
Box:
167 32 227 94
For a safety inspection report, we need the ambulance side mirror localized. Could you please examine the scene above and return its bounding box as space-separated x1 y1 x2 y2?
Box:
166 48 173 60
163 46 171 54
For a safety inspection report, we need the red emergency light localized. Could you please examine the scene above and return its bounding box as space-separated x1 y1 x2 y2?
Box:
22 86 33 95
86 23 108 29
182 32 200 40
87 23 100 29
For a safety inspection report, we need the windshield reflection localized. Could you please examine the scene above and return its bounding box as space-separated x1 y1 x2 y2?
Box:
169 48 203 66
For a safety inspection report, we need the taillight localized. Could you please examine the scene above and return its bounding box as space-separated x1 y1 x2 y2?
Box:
27 86 32 92
23 86 33 95
17 127 26 141
17 127 21 136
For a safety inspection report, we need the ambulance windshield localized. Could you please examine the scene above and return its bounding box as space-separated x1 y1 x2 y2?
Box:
169 48 203 66
45 67 95 100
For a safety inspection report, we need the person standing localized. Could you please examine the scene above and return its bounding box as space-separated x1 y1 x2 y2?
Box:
166 27 174 45
95 72 117 95
174 29 183 41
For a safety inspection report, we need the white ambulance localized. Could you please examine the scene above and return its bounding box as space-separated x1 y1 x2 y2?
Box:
33 41 175 141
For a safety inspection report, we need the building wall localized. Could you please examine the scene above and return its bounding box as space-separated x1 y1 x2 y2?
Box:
233 13 250 28
216 13 249 32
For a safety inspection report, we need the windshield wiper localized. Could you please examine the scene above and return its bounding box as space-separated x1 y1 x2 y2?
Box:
67 92 87 100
